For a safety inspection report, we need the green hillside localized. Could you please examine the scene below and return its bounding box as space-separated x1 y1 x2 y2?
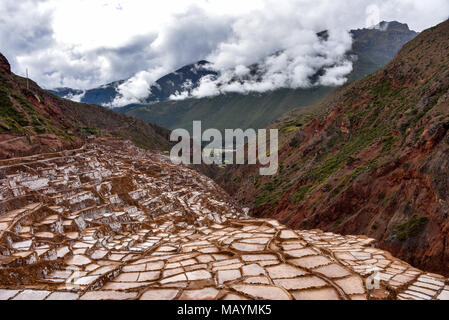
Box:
127 86 333 133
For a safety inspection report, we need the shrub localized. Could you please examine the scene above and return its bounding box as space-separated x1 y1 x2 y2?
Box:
395 215 428 241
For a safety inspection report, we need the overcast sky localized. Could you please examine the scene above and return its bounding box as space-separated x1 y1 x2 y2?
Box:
0 0 448 105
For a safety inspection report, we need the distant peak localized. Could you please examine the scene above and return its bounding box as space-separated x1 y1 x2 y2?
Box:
197 60 211 66
175 60 212 73
376 21 412 32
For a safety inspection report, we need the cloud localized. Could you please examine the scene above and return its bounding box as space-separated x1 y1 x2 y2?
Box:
111 69 161 107
366 4 382 28
110 6 233 106
1 0 448 104
0 0 54 72
170 26 355 99
63 90 86 102
168 3 357 100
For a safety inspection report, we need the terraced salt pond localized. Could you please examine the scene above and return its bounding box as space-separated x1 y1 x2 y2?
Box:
0 139 447 300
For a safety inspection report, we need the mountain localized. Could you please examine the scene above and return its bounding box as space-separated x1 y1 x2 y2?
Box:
47 87 84 101
348 21 419 81
49 61 217 106
0 52 171 159
48 85 121 106
121 21 417 134
49 22 417 135
217 20 449 276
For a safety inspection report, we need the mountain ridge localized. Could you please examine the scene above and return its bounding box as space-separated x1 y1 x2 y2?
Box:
121 21 418 134
50 21 417 109
49 60 217 107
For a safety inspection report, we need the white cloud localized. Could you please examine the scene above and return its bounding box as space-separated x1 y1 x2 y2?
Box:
191 75 222 98
319 60 354 86
110 67 167 106
173 25 354 99
110 71 151 107
64 90 86 102
1 0 448 101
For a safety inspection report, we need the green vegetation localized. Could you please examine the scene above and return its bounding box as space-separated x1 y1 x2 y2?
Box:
400 103 437 134
252 175 261 189
233 176 242 183
245 25 426 215
0 88 29 129
329 181 346 200
371 78 392 97
381 134 397 153
280 121 303 134
395 215 428 241
293 185 312 203
133 141 151 151
306 126 387 184
334 220 343 227
254 178 285 207
80 126 99 136
350 158 379 181
127 87 334 134
34 126 46 134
